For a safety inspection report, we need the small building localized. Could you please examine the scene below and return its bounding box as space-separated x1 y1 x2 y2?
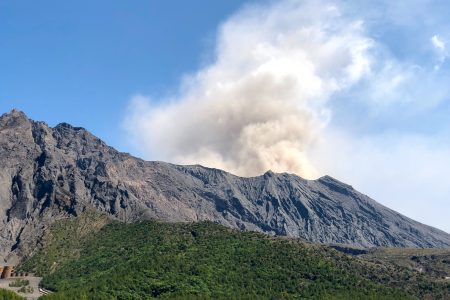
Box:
0 266 14 279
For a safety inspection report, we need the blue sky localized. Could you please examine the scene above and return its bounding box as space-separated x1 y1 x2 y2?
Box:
2 0 450 232
0 0 246 150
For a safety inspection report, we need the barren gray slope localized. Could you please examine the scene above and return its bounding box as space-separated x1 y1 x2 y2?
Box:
1 110 450 262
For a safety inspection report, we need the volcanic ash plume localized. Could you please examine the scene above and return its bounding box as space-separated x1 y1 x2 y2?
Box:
124 0 373 178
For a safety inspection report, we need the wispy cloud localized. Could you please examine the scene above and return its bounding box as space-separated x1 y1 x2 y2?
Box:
432 34 445 51
431 34 448 69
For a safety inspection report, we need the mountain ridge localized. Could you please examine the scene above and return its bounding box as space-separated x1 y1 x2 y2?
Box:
1 109 450 263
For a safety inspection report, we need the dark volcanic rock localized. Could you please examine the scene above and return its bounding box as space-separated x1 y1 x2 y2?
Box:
1 109 450 262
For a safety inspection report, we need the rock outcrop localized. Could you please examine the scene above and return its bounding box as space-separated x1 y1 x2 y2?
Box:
1 109 450 262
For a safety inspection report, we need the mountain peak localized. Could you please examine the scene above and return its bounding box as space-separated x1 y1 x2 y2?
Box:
0 109 31 128
318 175 354 190
264 170 275 177
55 122 87 132
1 108 28 119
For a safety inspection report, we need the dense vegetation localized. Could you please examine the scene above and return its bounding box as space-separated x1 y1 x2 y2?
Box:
19 214 450 299
0 289 24 300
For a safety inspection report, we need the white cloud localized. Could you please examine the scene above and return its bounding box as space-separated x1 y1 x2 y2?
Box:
359 61 450 111
432 34 445 51
430 34 449 69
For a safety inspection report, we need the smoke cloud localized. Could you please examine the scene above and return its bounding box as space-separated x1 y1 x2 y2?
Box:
124 0 372 178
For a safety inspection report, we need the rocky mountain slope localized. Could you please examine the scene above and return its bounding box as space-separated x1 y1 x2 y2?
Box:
1 109 450 262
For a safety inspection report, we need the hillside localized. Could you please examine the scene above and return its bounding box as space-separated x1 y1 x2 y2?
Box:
1 109 450 263
17 214 450 299
0 289 24 300
362 248 450 280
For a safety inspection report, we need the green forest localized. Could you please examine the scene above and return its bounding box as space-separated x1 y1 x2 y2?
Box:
17 213 450 299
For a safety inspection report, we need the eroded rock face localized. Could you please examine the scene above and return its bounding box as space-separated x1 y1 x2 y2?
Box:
1 109 450 262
